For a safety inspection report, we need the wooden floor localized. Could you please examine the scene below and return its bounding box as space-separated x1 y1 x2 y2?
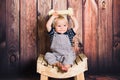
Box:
85 74 120 80
0 73 120 80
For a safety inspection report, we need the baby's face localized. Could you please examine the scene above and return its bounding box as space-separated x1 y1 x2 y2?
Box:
55 19 68 34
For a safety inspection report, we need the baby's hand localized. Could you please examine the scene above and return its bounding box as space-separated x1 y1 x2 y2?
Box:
52 12 59 18
68 14 75 18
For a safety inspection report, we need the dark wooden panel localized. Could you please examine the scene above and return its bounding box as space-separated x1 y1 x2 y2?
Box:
0 0 7 75
83 0 98 73
68 0 83 53
113 0 120 73
38 0 51 54
20 0 37 74
6 0 19 74
98 0 113 73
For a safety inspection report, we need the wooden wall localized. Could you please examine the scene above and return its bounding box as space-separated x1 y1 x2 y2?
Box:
0 0 7 75
113 0 120 73
20 0 37 74
84 0 113 73
0 0 120 76
0 0 37 75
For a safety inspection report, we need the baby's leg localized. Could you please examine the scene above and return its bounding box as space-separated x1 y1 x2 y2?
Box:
63 53 76 66
62 53 76 71
44 52 58 65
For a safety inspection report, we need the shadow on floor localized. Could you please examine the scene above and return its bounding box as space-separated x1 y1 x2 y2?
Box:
0 73 120 80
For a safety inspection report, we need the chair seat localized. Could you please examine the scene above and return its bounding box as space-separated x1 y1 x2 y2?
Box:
37 53 88 79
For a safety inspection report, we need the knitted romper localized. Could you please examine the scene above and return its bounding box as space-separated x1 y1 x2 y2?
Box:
45 30 76 65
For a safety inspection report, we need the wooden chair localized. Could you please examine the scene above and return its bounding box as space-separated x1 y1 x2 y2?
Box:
37 53 88 80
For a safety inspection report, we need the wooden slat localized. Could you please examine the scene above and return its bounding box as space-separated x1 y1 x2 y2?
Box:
113 0 120 72
0 0 7 74
75 54 82 65
98 0 113 72
74 72 85 80
6 0 19 73
53 0 67 10
78 53 87 61
20 0 37 73
40 74 48 80
41 57 48 66
37 54 44 63
38 0 51 54
83 0 98 73
68 0 83 53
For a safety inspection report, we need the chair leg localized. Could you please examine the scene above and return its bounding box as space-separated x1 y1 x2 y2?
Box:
40 74 48 80
74 72 85 80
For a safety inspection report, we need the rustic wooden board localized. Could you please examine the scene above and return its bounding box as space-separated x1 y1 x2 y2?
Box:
98 0 113 72
53 0 67 10
113 0 120 72
38 0 51 54
68 0 83 53
20 0 37 73
0 0 7 74
6 0 19 73
83 0 98 73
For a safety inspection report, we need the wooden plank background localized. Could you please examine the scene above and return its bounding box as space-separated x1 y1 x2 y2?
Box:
68 0 83 53
6 0 19 74
0 0 120 75
38 0 51 54
20 0 37 73
0 0 7 75
98 0 113 73
83 0 98 73
113 0 120 73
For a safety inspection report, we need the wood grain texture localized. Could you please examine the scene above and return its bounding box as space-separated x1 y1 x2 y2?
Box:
74 73 85 80
0 0 7 74
98 0 113 72
37 53 87 79
53 0 67 10
20 0 37 73
68 0 83 53
38 0 51 54
83 0 98 73
6 0 19 73
40 75 48 80
113 0 120 73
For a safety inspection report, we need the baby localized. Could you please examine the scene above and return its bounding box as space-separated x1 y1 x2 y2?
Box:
45 12 79 72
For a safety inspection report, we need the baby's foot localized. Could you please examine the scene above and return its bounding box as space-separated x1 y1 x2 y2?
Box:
57 63 68 72
61 65 68 72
